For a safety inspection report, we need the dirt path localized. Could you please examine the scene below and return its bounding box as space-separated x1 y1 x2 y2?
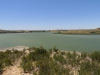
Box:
2 58 23 75
1 58 33 75
2 65 23 75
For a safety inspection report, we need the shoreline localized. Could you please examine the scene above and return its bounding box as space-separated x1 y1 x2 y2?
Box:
0 46 98 53
0 46 29 52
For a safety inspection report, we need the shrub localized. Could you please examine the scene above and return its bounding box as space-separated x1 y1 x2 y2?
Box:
79 61 93 75
2 58 12 67
28 47 50 61
90 51 100 62
53 54 66 64
93 66 100 75
81 52 87 59
66 51 77 59
36 58 54 75
21 56 33 73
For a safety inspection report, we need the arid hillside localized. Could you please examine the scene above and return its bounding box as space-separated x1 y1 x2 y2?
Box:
0 46 100 75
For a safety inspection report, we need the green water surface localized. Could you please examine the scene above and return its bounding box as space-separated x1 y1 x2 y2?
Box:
0 33 100 52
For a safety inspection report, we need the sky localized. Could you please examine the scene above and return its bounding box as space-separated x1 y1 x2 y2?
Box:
0 0 100 30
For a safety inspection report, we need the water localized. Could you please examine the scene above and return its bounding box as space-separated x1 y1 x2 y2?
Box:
0 33 100 52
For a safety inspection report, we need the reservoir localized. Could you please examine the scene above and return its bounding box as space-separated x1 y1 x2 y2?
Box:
0 33 100 52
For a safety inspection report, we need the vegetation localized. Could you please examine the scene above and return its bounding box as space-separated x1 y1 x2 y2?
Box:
0 30 49 34
53 28 100 35
0 50 24 73
0 47 100 75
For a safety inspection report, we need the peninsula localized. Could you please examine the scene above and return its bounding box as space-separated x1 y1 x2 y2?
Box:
53 28 100 35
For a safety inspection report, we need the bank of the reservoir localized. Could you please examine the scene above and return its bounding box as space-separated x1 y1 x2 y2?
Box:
0 46 100 75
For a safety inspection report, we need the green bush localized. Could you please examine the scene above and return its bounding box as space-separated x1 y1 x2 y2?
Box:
79 61 93 75
28 47 50 61
35 57 69 75
81 52 87 59
53 54 66 64
36 60 52 75
66 51 77 59
2 58 12 66
90 51 100 62
93 66 100 75
21 56 33 73
21 61 33 72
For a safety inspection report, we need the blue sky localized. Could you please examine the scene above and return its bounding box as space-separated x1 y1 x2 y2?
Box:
0 0 100 30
